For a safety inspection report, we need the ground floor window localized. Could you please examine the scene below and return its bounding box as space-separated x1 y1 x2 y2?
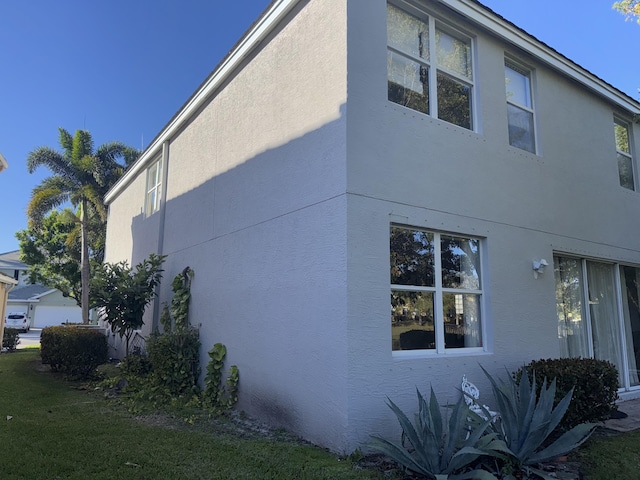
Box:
555 255 640 389
390 225 484 353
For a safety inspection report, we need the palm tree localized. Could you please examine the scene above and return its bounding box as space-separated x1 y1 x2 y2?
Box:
26 128 139 323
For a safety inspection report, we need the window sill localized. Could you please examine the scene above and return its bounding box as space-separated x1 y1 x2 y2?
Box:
392 348 490 360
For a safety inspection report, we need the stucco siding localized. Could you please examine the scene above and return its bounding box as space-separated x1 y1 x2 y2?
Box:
343 0 640 449
105 0 350 451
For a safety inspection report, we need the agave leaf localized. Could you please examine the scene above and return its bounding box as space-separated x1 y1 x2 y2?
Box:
481 366 518 442
384 396 435 470
428 387 444 444
542 387 574 437
369 436 433 477
517 378 555 458
450 469 500 480
441 396 470 471
524 465 560 480
527 422 596 464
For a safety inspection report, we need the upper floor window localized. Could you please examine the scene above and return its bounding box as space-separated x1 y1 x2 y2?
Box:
390 225 484 353
387 3 474 130
145 157 163 217
505 61 536 153
614 118 635 190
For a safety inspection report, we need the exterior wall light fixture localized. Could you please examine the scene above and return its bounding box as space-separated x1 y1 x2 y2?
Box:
532 259 549 279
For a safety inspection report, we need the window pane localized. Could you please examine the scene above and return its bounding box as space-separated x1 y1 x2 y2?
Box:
554 256 589 358
505 65 531 108
440 235 480 289
618 153 635 190
507 104 535 153
615 122 630 154
437 73 471 129
436 28 471 79
392 291 435 350
587 261 624 386
390 227 435 286
146 190 156 217
387 4 428 60
620 266 640 386
443 293 481 348
388 51 429 114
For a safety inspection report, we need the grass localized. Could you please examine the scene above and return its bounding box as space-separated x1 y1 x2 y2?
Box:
577 430 640 479
0 349 382 480
5 349 640 480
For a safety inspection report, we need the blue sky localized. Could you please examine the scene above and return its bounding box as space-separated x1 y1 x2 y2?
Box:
1 0 638 254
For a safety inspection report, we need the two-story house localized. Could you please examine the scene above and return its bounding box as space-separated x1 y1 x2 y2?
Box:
103 0 640 452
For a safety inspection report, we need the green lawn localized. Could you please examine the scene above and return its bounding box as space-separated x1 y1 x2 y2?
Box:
0 350 381 480
5 349 640 480
578 430 640 479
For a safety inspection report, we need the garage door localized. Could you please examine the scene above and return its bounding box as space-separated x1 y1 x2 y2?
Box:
33 306 82 328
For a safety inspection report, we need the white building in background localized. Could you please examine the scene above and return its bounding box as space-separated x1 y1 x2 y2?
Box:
0 251 81 328
103 0 640 452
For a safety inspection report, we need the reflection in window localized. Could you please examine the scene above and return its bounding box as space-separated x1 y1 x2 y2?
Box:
615 119 635 190
391 225 483 352
555 255 640 389
387 3 474 130
505 62 536 153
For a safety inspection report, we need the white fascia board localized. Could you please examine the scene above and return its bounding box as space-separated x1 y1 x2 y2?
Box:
105 0 300 204
441 0 640 114
0 272 18 285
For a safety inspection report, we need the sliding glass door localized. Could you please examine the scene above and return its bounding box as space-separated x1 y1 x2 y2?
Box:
555 255 640 390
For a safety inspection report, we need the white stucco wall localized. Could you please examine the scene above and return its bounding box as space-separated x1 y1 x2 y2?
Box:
106 0 349 450
343 0 640 449
105 0 640 453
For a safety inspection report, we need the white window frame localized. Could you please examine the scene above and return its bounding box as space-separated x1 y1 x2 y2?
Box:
145 157 163 217
614 117 635 191
387 2 476 131
505 59 536 154
390 225 486 356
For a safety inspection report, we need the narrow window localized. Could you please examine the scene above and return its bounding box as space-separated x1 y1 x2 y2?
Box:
387 3 474 130
145 158 163 217
505 61 536 153
615 118 635 190
391 226 483 353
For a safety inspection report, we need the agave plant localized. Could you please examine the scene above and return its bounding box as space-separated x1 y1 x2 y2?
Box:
370 387 506 479
481 365 596 479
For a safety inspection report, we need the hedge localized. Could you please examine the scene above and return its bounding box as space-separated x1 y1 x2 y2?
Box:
40 326 108 378
514 357 619 430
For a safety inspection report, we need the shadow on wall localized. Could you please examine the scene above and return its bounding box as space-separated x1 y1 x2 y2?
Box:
123 104 348 434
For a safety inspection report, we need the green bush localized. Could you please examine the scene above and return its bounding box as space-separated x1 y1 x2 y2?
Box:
147 328 201 396
2 328 20 352
119 348 152 378
513 357 619 430
40 326 108 378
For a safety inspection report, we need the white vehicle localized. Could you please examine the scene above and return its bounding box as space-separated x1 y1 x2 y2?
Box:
5 312 29 332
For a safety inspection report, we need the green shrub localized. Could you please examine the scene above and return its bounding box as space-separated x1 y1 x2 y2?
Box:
40 326 108 378
2 328 20 352
513 357 619 430
147 328 201 396
119 348 152 378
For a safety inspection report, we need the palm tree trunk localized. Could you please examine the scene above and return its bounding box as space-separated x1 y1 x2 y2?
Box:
81 200 90 324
